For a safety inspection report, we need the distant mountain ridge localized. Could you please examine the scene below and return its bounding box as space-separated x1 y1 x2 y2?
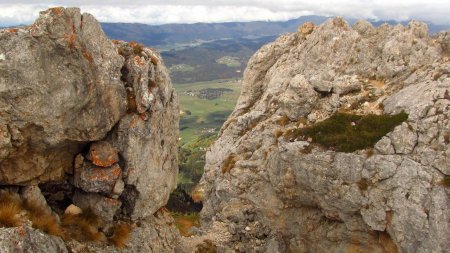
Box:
101 16 450 48
100 16 450 84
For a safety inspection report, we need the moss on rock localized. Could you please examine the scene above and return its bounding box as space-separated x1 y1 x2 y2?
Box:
293 112 408 152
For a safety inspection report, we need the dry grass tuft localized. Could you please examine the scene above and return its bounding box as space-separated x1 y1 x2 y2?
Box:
365 148 375 158
195 239 217 253
276 115 291 126
31 213 62 236
441 176 450 188
221 154 236 174
23 200 63 236
0 192 22 228
109 223 132 248
61 208 105 242
133 43 144 55
357 178 369 191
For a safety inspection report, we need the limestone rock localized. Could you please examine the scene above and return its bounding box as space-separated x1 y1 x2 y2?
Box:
298 22 315 36
20 185 52 215
86 141 119 168
199 18 450 252
73 162 123 196
72 191 121 224
0 7 179 252
109 43 179 220
0 7 126 184
0 226 68 253
64 204 82 215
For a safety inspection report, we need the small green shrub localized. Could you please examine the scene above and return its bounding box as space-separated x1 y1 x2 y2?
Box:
292 112 408 152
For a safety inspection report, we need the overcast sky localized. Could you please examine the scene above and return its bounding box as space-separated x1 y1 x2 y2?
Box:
1 0 449 26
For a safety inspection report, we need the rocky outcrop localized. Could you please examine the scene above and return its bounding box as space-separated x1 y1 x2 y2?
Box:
199 19 450 252
0 226 67 253
0 7 125 185
0 7 179 252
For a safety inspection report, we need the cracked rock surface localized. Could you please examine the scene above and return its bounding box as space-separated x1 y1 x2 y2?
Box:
0 7 179 252
198 19 450 252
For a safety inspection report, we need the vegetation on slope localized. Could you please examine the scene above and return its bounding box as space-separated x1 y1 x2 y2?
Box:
290 112 408 152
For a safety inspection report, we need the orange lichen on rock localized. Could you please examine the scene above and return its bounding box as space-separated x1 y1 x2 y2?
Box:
84 164 121 183
88 141 119 168
129 41 137 47
82 48 94 63
16 226 27 237
133 55 146 67
7 28 18 34
49 7 64 15
66 34 77 49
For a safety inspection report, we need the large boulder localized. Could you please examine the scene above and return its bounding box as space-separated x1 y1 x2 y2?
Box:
0 7 126 184
0 7 180 252
199 18 450 252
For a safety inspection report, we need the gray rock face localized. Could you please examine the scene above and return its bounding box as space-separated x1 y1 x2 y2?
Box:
200 18 450 253
0 7 179 252
0 226 68 253
0 7 126 184
109 42 179 219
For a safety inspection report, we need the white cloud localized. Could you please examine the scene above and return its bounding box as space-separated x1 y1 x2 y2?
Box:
0 1 449 26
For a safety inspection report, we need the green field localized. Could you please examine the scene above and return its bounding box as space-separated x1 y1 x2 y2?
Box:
173 79 241 191
174 79 241 147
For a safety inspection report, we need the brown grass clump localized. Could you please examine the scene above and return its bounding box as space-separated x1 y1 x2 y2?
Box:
23 200 62 236
221 154 236 173
172 212 200 237
275 129 284 138
0 192 22 228
276 115 291 126
109 223 132 248
195 239 217 253
365 148 375 158
441 176 450 188
61 208 105 242
378 232 399 253
357 178 369 191
133 43 144 55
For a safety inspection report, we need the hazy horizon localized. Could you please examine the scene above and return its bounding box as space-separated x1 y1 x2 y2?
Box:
1 1 450 27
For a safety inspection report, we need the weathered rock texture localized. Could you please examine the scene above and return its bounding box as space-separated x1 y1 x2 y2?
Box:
0 7 179 252
0 226 68 253
0 7 125 185
200 19 450 252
